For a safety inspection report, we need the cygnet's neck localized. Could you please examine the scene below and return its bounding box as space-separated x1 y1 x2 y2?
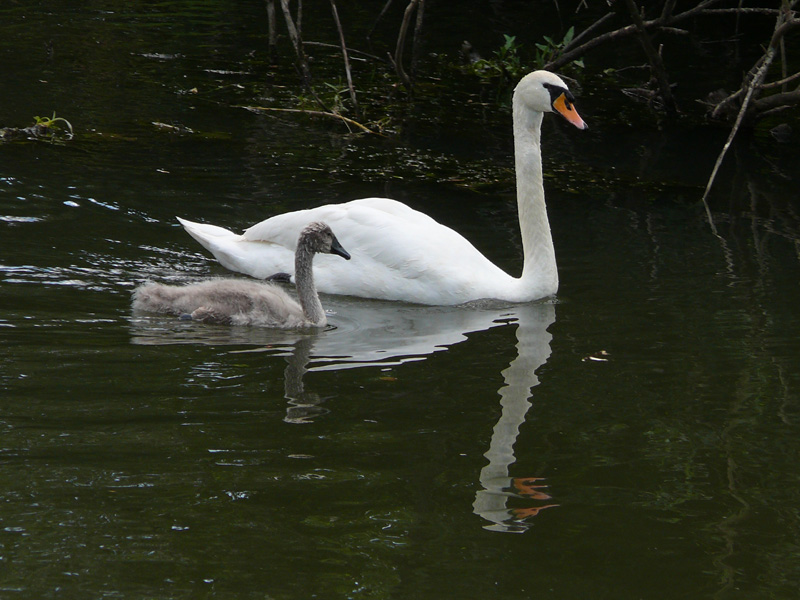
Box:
512 101 558 296
295 243 326 327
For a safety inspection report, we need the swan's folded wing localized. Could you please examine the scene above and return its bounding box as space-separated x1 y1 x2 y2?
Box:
236 197 508 303
323 201 508 301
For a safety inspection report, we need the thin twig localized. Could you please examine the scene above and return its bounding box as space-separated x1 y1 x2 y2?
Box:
279 0 310 83
368 0 396 41
545 0 725 70
760 70 800 89
394 0 419 89
329 0 360 118
303 41 386 63
624 0 678 115
411 0 426 78
563 11 615 52
278 0 330 112
266 0 277 54
752 88 800 113
699 7 782 15
700 11 795 222
736 0 744 34
241 105 378 134
711 18 800 119
660 0 678 20
780 31 788 92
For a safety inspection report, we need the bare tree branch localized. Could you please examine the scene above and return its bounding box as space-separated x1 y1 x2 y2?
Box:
303 41 385 64
562 11 615 53
368 0 396 41
278 0 330 112
711 16 800 120
702 8 799 214
624 0 678 115
393 0 419 89
411 0 426 78
545 0 725 71
329 0 360 117
699 7 782 15
760 70 800 89
241 105 379 134
752 88 800 112
265 0 277 55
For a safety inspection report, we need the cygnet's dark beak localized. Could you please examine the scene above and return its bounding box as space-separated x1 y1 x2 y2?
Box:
330 235 351 260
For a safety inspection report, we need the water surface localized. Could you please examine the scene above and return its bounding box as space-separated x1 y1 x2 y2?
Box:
2 3 800 599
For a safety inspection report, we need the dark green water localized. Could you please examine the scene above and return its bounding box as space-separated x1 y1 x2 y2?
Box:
2 3 800 599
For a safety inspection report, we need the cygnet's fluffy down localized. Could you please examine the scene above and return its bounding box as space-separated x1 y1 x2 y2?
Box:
132 221 350 328
132 278 312 328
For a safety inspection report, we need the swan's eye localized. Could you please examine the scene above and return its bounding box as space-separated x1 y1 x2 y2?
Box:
544 82 573 107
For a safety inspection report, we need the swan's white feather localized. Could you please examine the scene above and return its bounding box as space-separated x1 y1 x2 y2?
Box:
180 198 511 305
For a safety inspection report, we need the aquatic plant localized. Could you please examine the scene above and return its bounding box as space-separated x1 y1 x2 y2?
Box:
0 112 74 143
534 27 584 71
466 35 525 82
466 31 583 88
33 112 74 138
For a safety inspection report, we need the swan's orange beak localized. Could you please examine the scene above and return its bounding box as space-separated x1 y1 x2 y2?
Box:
553 93 587 130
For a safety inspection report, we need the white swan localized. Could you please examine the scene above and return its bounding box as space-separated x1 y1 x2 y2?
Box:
132 222 350 328
178 70 586 306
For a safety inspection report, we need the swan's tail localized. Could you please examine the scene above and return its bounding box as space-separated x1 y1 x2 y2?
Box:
177 217 239 249
177 217 250 274
177 217 290 279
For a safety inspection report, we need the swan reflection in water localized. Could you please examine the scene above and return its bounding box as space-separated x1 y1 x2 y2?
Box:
130 296 557 533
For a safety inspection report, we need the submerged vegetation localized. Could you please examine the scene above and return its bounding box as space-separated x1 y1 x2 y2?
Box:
0 112 74 143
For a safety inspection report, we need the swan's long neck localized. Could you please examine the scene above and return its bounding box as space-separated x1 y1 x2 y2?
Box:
295 244 326 327
513 102 558 296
